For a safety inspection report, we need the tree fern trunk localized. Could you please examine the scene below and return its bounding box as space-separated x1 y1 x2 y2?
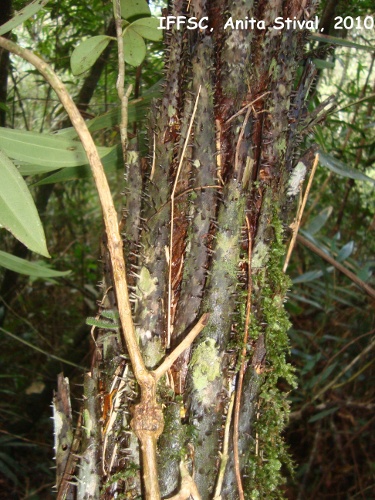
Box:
69 0 318 498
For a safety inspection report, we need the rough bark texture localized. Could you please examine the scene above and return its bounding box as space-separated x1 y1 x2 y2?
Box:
69 0 319 498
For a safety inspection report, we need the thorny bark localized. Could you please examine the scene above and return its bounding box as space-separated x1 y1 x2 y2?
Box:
79 0 322 498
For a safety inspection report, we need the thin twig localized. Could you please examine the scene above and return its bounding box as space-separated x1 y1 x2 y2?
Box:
234 105 253 175
283 153 319 272
102 364 128 474
113 0 132 163
233 216 252 500
166 461 202 500
167 86 201 347
153 313 209 381
148 184 223 223
213 392 235 500
225 92 271 125
150 132 156 180
0 326 84 370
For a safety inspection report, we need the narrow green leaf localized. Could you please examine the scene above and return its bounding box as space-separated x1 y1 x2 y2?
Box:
287 293 323 310
310 33 375 52
71 35 112 76
123 28 146 66
130 17 163 41
0 128 112 170
33 147 133 185
336 241 354 262
0 150 49 257
120 0 150 21
308 406 339 423
319 151 375 184
0 0 51 36
0 250 70 277
305 206 333 235
0 326 84 370
292 269 324 284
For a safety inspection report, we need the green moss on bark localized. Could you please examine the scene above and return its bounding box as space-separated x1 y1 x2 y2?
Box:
244 212 296 499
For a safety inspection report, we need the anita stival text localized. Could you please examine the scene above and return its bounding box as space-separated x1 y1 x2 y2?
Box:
157 16 324 32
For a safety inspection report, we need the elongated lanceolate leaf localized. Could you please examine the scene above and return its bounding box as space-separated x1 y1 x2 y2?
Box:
120 0 150 20
0 150 49 257
310 33 375 52
305 206 333 235
18 144 117 176
0 128 112 169
0 0 51 35
308 406 339 423
337 241 354 262
34 147 137 185
292 270 324 284
319 151 375 184
0 250 70 277
71 35 113 76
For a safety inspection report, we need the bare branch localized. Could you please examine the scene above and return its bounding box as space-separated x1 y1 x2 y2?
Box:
153 313 209 381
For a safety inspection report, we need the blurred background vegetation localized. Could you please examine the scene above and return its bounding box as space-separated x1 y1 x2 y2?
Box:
0 0 374 498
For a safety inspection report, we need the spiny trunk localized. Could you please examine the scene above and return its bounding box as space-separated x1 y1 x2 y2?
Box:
61 0 318 498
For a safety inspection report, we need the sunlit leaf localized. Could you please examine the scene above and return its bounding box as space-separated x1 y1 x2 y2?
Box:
0 128 112 170
0 0 51 35
120 0 150 21
130 17 162 41
71 35 112 76
305 206 333 235
0 149 49 257
123 27 146 66
336 241 354 262
0 250 70 277
319 151 375 184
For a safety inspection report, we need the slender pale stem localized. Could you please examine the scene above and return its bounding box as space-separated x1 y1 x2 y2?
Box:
139 433 161 500
233 216 252 500
283 153 319 273
153 313 209 381
167 86 201 347
113 0 132 163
